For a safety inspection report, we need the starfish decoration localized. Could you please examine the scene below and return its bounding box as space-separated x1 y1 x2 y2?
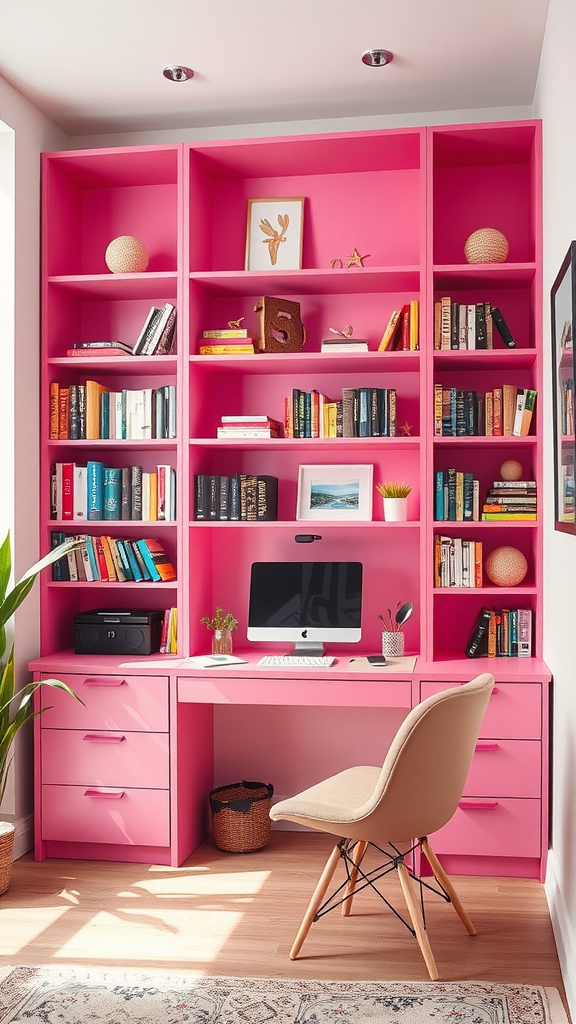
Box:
345 247 370 268
400 421 413 437
228 317 245 330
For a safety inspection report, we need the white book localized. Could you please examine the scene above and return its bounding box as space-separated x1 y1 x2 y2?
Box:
73 465 88 521
141 388 155 439
458 304 467 349
80 541 94 581
454 537 463 586
113 392 124 439
512 390 526 436
467 304 476 349
157 464 176 521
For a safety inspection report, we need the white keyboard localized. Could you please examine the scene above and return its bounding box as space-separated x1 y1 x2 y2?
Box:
257 655 335 668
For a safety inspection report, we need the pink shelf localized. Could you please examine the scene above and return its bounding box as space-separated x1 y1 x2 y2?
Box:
189 351 420 375
190 267 421 296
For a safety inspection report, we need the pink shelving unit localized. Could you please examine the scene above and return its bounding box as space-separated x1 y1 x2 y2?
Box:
30 121 550 881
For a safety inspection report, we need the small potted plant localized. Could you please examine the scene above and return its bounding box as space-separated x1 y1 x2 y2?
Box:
200 606 238 655
375 482 412 521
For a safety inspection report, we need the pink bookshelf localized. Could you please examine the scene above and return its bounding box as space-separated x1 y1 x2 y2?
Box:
31 120 549 881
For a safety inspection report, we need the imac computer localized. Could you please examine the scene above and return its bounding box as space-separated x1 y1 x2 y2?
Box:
248 561 363 659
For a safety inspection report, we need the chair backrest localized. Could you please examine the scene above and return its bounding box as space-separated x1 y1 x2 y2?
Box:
353 673 494 844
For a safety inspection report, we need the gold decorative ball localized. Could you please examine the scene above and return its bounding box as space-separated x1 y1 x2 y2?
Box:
464 228 509 264
485 546 528 587
105 235 149 274
500 459 523 482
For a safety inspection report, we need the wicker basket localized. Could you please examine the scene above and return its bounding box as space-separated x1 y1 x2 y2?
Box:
464 227 509 264
210 781 274 853
0 822 15 896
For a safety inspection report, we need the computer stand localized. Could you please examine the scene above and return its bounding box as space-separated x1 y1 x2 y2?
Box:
291 641 326 658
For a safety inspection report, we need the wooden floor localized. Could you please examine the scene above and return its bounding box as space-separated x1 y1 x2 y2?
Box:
0 833 568 1012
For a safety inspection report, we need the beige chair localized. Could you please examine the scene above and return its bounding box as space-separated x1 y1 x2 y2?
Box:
270 672 494 980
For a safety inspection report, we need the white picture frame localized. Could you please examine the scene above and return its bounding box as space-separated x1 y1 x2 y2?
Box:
296 464 374 521
245 197 304 271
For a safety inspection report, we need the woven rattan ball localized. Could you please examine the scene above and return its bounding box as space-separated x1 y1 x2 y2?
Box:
485 545 527 587
500 459 523 482
464 228 509 264
105 235 149 274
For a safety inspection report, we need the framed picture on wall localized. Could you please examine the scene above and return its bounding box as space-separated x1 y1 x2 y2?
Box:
551 240 576 534
296 464 374 521
245 197 304 271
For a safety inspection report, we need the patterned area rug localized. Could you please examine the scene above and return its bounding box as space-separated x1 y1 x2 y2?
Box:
0 966 568 1024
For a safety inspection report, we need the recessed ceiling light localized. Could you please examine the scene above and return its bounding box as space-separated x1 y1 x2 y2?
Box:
163 65 194 82
362 49 393 67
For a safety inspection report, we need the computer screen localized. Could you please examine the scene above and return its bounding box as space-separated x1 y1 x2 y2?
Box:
247 561 363 655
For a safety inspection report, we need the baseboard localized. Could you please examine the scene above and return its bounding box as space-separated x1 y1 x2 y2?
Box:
11 814 34 860
545 849 576 1019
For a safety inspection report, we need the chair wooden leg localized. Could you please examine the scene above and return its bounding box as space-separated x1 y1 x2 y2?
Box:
420 837 476 936
342 840 368 917
397 858 439 981
290 843 341 960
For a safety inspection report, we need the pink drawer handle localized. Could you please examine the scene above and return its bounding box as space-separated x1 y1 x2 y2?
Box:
84 788 125 799
475 742 498 752
459 799 498 810
83 734 126 743
83 677 127 687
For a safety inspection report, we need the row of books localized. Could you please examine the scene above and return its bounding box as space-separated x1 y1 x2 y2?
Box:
377 301 419 351
435 470 480 521
67 304 177 359
433 298 515 350
465 607 532 658
285 387 397 439
51 462 176 522
50 532 176 583
481 479 537 521
558 376 574 436
434 536 483 587
159 607 178 654
50 382 176 441
433 384 537 437
194 474 278 521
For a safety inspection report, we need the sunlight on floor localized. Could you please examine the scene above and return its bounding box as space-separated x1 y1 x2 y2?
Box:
133 870 271 896
53 909 244 961
0 907 70 956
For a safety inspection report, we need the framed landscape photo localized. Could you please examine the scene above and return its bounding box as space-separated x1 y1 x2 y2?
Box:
245 197 304 271
296 464 374 521
551 241 576 534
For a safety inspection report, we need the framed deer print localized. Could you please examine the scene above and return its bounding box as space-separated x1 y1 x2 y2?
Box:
245 197 304 271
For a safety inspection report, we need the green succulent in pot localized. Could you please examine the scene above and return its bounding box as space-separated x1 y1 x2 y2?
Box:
0 532 84 805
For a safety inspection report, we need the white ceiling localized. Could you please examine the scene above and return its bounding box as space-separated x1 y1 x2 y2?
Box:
0 0 550 138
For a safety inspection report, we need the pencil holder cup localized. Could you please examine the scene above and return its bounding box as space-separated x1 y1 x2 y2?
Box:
381 631 405 658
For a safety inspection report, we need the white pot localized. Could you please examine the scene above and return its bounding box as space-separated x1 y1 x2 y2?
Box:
383 497 408 521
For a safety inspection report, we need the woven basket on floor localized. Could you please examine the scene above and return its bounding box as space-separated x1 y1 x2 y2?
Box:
0 822 15 896
210 781 274 853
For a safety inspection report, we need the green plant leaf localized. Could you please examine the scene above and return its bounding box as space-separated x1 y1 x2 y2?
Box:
0 533 12 607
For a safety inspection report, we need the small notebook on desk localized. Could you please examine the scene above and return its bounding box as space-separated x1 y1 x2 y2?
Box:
348 656 417 672
185 654 248 668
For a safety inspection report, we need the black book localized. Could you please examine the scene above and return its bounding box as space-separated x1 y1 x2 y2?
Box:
194 474 209 520
465 607 491 658
51 530 69 581
490 307 516 348
208 475 220 520
450 301 459 349
229 475 240 521
475 302 487 349
68 385 80 439
455 390 466 436
219 476 231 521
256 475 279 521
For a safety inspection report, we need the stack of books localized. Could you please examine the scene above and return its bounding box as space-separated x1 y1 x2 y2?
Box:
199 328 255 355
378 301 419 351
51 532 176 583
67 341 136 358
321 335 368 353
434 535 483 587
51 461 176 522
132 303 177 356
482 479 537 521
194 474 278 521
216 415 283 439
465 606 532 658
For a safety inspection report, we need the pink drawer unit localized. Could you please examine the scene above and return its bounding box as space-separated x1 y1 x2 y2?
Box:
431 797 541 859
420 682 542 739
39 674 169 732
464 740 541 799
41 729 170 789
41 785 170 846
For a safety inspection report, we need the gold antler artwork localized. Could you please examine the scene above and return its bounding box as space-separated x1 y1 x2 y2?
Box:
260 214 289 266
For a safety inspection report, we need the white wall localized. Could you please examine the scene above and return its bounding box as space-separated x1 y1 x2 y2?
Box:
533 0 576 1013
0 75 68 852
